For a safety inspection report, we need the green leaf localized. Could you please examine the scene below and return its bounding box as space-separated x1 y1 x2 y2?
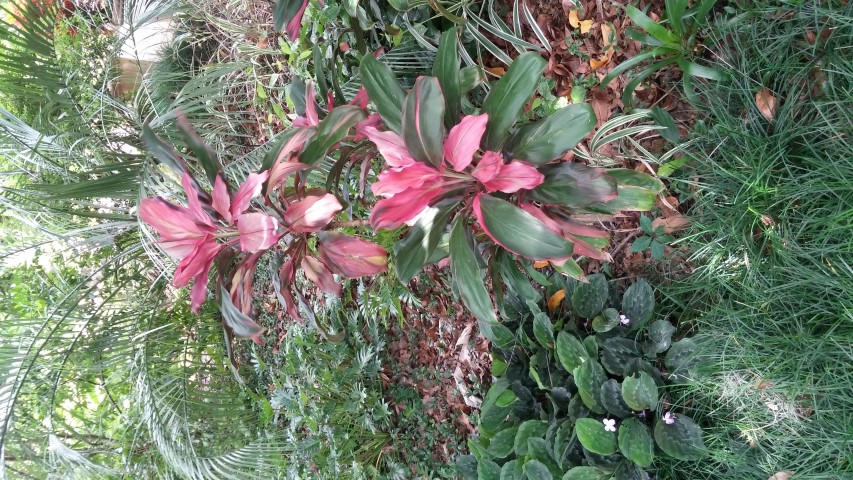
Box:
573 361 607 414
649 106 680 143
618 418 654 467
434 29 461 127
556 331 589 373
450 216 500 336
219 286 265 341
508 104 596 164
649 241 665 260
141 124 187 176
476 194 574 262
395 200 459 283
621 372 658 412
638 215 653 234
665 338 700 381
500 460 520 480
644 320 676 357
402 76 446 167
626 5 679 46
567 394 590 423
273 0 307 33
630 236 652 253
528 437 561 476
571 273 609 319
533 310 556 349
600 379 633 417
176 115 222 185
529 163 618 208
590 169 664 213
481 52 547 150
613 461 651 480
622 279 655 330
523 460 554 480
359 54 406 134
301 106 367 165
575 418 617 455
478 458 502 480
563 466 610 480
601 337 641 376
488 426 519 458
583 335 599 359
592 308 621 333
514 420 548 456
623 358 664 388
654 414 708 460
457 455 479 480
496 390 518 407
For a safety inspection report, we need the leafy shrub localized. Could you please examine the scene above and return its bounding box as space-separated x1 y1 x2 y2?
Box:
359 29 664 345
457 278 707 479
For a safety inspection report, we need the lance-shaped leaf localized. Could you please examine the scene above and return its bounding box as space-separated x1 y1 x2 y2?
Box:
481 52 546 151
219 285 265 344
236 212 282 252
433 28 461 127
589 169 665 213
284 193 342 232
529 163 618 207
230 172 268 219
300 106 367 165
141 124 187 176
449 216 499 334
359 54 406 134
508 104 597 165
317 231 388 278
395 199 459 283
363 126 415 167
402 76 446 168
176 114 223 185
473 193 574 263
273 256 302 321
481 160 544 194
443 114 488 171
274 0 309 40
302 255 342 296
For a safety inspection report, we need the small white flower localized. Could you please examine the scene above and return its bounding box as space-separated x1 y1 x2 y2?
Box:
619 314 630 325
603 418 617 432
663 412 676 425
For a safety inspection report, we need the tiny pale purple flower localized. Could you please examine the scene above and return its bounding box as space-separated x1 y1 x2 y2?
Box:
603 419 617 432
663 412 676 425
620 314 630 325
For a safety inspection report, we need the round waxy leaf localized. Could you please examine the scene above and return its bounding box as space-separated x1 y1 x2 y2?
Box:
487 426 519 458
601 337 641 375
500 459 520 480
477 458 502 480
567 394 590 423
572 273 609 319
556 331 589 373
623 358 664 387
563 466 610 480
621 372 659 412
514 420 549 456
654 414 708 460
600 379 633 418
573 361 607 414
523 460 554 480
618 418 654 467
575 418 617 455
593 308 621 333
644 319 676 357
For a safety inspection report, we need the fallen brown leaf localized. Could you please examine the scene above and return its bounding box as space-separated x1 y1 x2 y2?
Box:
651 215 691 233
532 260 550 269
579 19 593 34
756 87 777 121
547 289 565 312
486 66 506 77
591 23 617 71
568 9 580 28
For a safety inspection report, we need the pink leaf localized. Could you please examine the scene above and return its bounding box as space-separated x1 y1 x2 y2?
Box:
519 203 609 260
304 81 319 126
211 174 232 224
371 163 443 197
277 258 302 322
283 193 342 232
354 113 382 142
369 185 443 230
363 126 415 167
471 151 503 184
285 0 309 40
230 171 268 218
317 231 388 278
181 171 213 227
139 197 212 258
172 235 220 288
267 161 313 195
237 212 282 252
518 203 564 236
301 255 342 296
188 259 212 314
443 114 488 171
349 87 369 109
481 160 544 193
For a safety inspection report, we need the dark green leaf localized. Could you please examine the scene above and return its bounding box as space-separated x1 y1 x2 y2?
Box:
478 458 502 480
359 54 406 134
273 0 307 34
450 216 500 337
514 420 548 456
218 285 264 341
601 337 641 376
638 215 653 234
575 418 617 455
618 418 654 467
476 194 574 262
556 331 589 373
395 200 459 283
563 466 610 480
533 310 555 349
141 124 187 176
522 460 554 480
650 241 665 260
649 106 680 143
654 414 708 460
644 320 676 357
600 379 633 417
508 104 596 164
589 170 664 213
630 237 652 253
457 455 479 480
571 273 609 319
529 163 618 208
622 279 655 330
434 29 461 127
592 308 621 333
488 426 519 458
621 372 658 412
301 106 367 165
573 361 607 414
481 52 546 150
626 5 679 46
402 76 446 167
176 115 222 185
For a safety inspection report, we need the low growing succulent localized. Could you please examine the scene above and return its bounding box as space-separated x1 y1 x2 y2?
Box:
457 278 706 480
